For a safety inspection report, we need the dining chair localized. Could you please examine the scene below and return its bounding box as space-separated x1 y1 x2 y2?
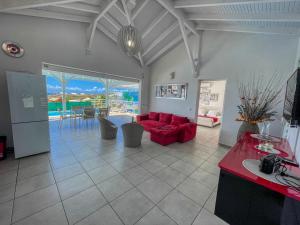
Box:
71 106 83 126
83 107 96 127
98 107 109 119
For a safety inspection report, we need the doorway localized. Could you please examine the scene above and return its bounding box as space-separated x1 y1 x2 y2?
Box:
197 80 227 143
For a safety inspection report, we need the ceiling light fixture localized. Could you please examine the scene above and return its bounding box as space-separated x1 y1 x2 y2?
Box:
118 25 141 56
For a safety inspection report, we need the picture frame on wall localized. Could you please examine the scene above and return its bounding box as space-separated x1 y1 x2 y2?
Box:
155 83 187 100
210 93 219 101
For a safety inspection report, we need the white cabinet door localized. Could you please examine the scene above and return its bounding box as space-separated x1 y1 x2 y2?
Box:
6 71 48 123
12 121 50 158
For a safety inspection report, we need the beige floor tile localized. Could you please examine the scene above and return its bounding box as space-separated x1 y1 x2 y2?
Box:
140 159 166 174
181 155 205 167
0 200 13 225
169 160 197 176
137 176 172 203
57 173 94 200
53 163 85 182
136 206 176 225
158 190 201 225
0 170 17 188
111 188 154 225
190 168 219 189
122 166 152 186
17 163 51 181
155 167 187 188
204 192 217 214
153 154 178 166
13 203 68 225
192 209 228 225
76 205 123 225
0 119 225 225
126 152 151 164
101 151 125 163
88 164 118 184
141 147 166 158
73 150 99 162
13 185 60 222
97 174 133 202
19 154 49 169
0 159 19 175
50 155 77 169
16 172 55 198
177 178 213 206
80 157 108 171
0 183 15 204
200 161 220 176
63 186 107 225
110 158 137 172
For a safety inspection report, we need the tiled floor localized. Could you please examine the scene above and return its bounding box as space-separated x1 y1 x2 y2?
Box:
0 116 229 225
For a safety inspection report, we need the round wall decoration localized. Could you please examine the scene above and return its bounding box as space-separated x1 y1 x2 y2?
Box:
1 41 24 58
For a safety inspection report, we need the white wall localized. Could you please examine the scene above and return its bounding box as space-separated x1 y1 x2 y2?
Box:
0 14 149 147
149 31 298 146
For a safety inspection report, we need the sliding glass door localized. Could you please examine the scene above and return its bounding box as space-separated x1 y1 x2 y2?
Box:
43 68 140 120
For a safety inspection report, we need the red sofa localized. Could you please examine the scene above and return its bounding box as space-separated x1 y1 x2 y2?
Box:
136 112 197 145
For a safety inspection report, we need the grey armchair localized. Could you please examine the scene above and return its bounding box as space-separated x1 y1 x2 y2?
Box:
99 118 118 140
121 122 144 148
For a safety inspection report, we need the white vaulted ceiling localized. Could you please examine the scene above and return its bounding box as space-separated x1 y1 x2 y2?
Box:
1 0 300 66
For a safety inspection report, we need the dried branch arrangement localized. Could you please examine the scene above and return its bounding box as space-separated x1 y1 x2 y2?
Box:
236 75 283 124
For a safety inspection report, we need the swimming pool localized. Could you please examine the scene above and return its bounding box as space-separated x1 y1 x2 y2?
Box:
48 111 71 117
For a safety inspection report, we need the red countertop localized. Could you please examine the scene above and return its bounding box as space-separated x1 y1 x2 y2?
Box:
218 132 300 201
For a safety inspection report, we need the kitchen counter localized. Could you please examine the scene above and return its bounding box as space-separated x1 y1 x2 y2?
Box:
215 132 300 225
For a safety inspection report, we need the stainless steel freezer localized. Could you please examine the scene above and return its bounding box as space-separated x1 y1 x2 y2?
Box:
6 71 50 158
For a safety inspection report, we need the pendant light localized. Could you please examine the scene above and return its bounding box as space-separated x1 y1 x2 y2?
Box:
118 25 141 56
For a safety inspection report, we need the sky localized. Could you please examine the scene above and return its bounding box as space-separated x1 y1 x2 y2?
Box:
46 76 138 95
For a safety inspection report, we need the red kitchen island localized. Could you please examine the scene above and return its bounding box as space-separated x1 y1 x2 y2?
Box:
215 133 300 225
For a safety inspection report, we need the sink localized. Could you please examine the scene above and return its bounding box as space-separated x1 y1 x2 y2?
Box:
242 159 286 185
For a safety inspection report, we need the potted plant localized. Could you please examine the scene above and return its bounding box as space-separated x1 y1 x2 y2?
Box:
236 75 282 140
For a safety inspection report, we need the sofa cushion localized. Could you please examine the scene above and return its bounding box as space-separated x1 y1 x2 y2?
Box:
150 125 179 136
159 113 173 124
150 125 179 146
139 120 166 131
177 123 197 143
136 114 148 123
170 115 189 126
148 112 159 121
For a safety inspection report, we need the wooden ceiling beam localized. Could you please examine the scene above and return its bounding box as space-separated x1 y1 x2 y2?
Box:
188 12 300 22
174 0 295 8
0 0 82 12
142 23 178 57
145 35 185 65
87 0 117 50
141 10 168 39
132 0 150 20
196 24 300 35
178 19 196 75
53 2 99 13
155 0 199 36
5 8 92 22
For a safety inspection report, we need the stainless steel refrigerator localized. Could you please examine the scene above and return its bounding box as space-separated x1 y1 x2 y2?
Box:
6 71 50 158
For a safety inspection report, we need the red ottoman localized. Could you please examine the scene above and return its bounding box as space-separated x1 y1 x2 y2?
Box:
150 125 180 146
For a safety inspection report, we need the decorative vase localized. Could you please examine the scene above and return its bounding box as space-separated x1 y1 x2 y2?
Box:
237 122 259 141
